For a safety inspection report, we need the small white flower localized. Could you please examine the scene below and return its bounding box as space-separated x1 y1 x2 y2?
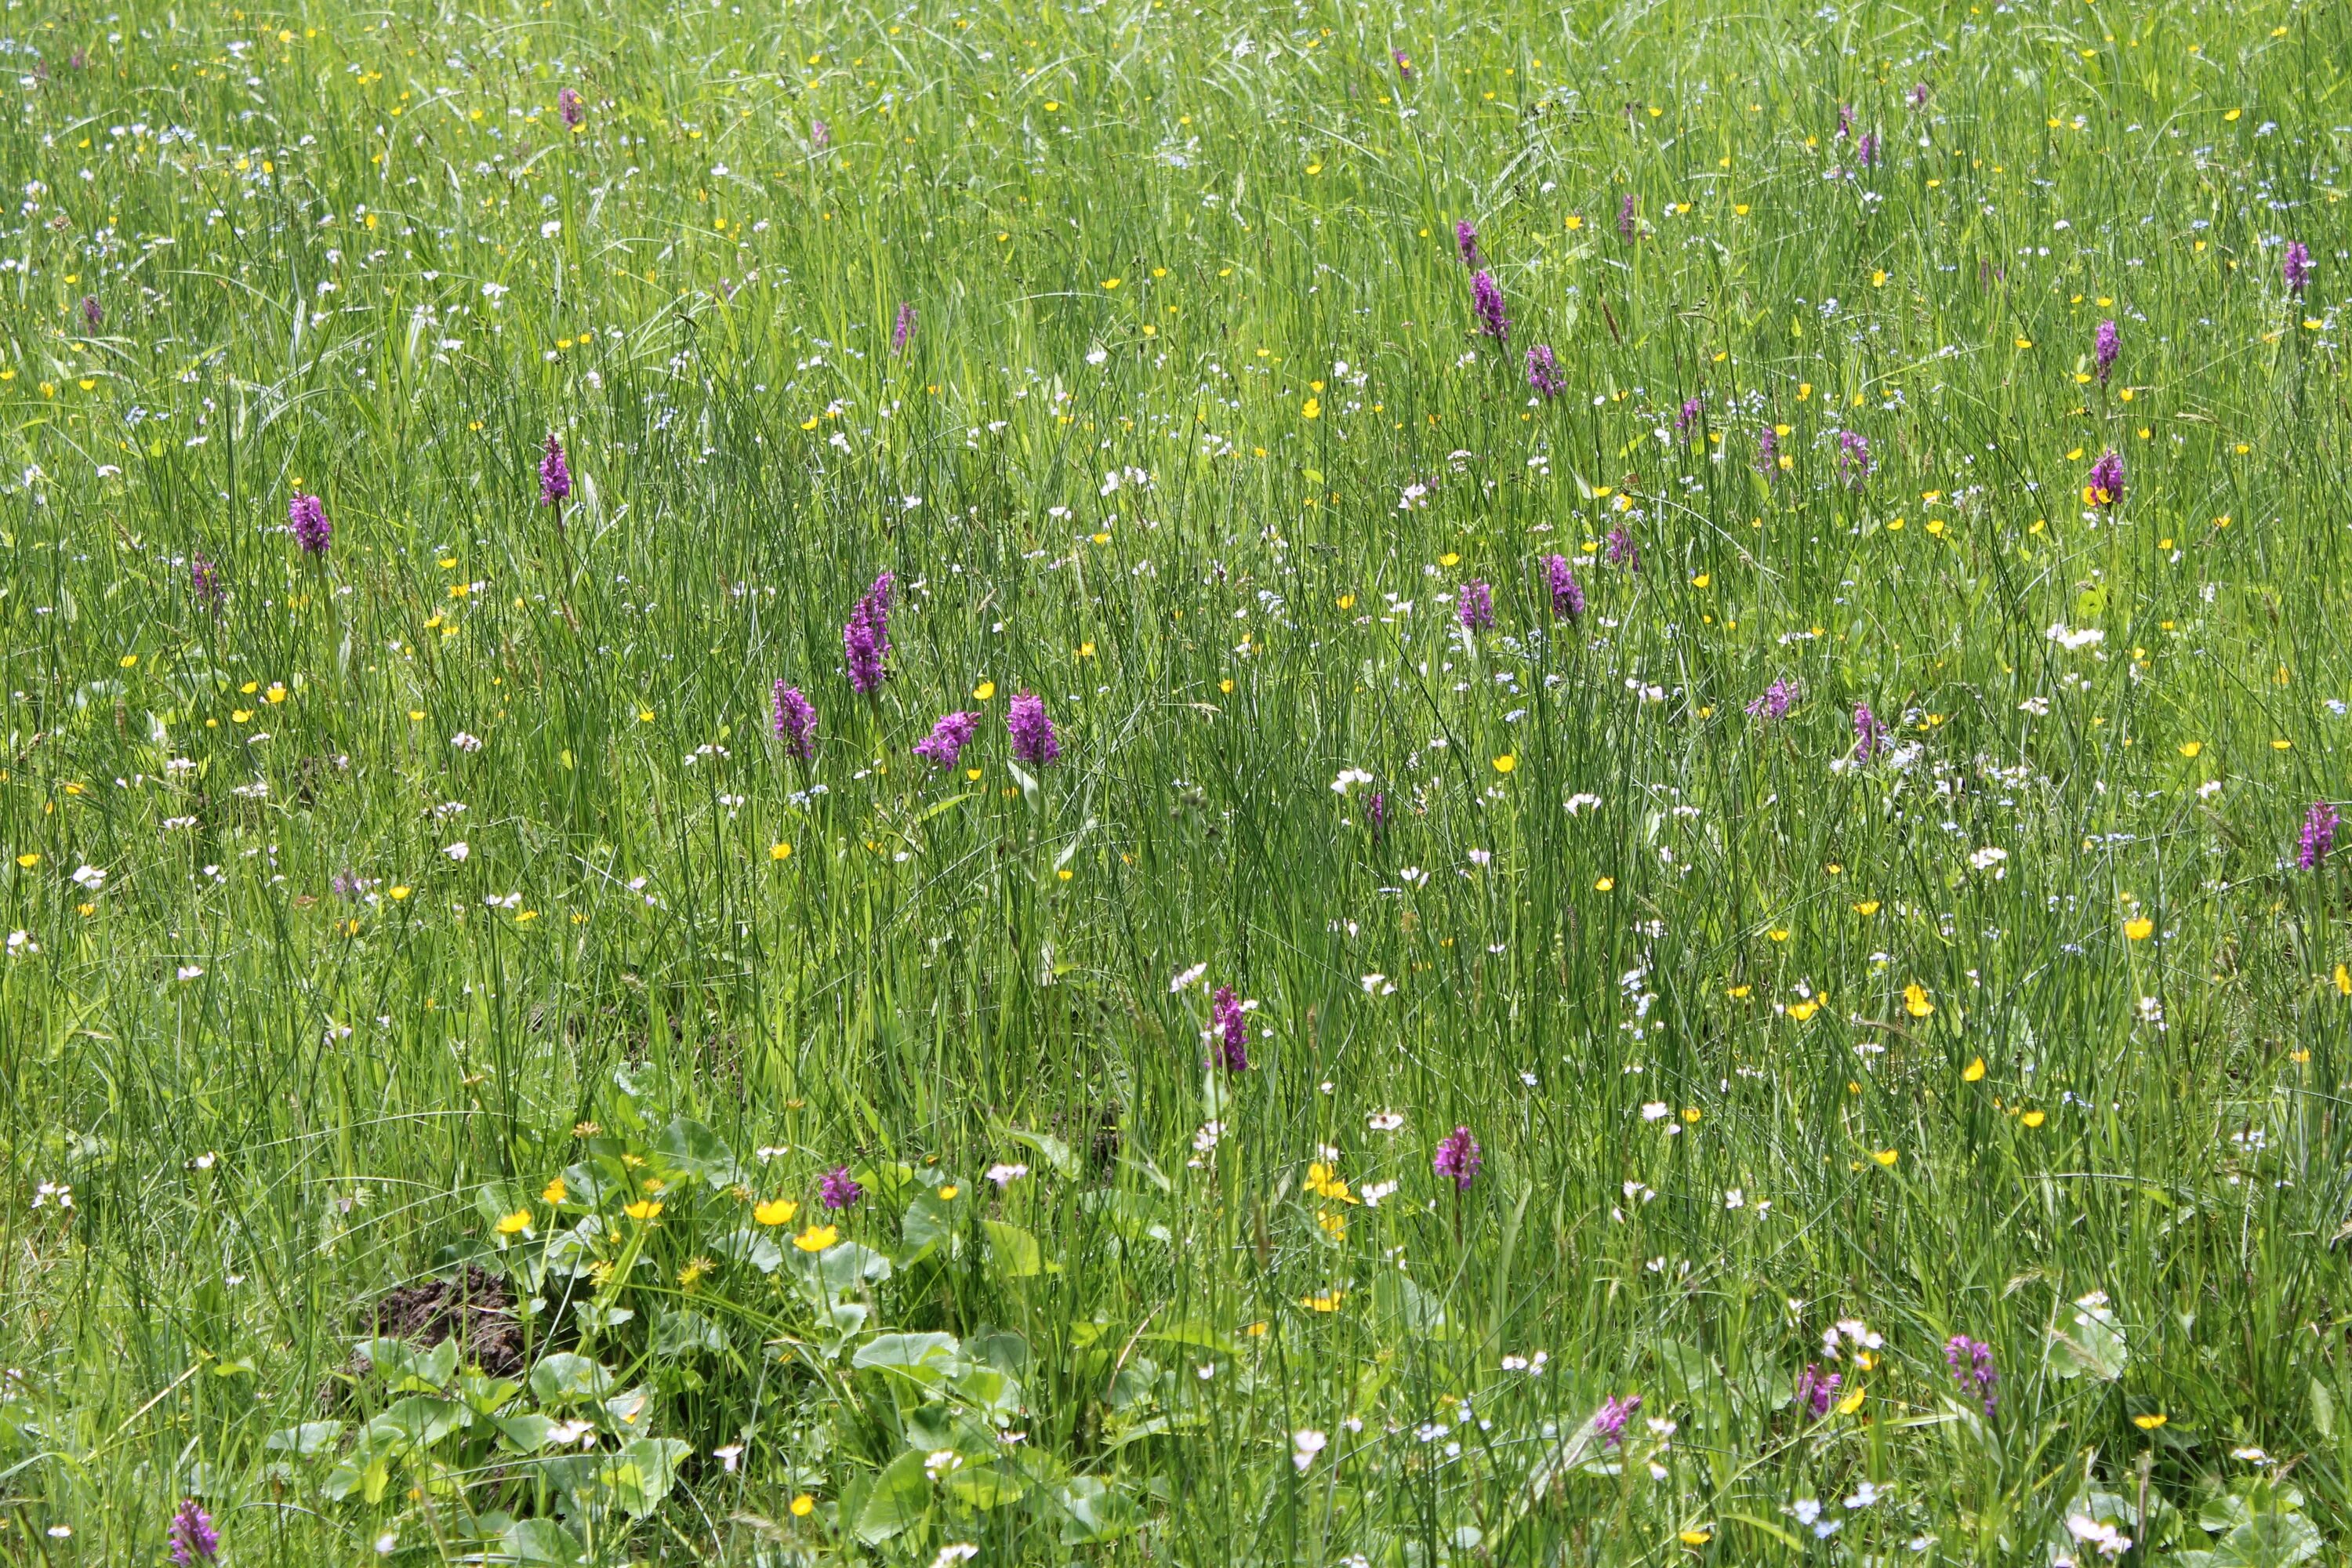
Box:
930 1546 980 1568
449 731 483 752
1367 1110 1403 1132
1564 793 1602 815
375 1530 399 1555
1640 1102 1670 1122
540 219 561 238
1360 973 1394 995
1169 961 1207 993
713 1443 744 1472
1968 845 2009 871
1290 1428 1328 1472
923 1448 964 1476
70 864 106 890
176 965 204 981
1359 1180 1398 1207
2065 1515 2132 1557
984 1162 1029 1188
444 841 470 861
5 931 36 956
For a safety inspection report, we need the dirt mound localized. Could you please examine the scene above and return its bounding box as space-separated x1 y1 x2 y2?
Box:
362 1264 524 1378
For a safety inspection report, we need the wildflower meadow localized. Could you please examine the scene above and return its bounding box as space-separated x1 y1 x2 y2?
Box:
5 0 2352 1562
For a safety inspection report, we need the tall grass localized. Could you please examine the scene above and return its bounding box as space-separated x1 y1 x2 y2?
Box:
1 0 2349 1561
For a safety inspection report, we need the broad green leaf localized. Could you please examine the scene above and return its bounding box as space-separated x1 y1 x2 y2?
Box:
501 1517 588 1566
710 1225 784 1274
528 1352 615 1406
371 1395 469 1449
493 1413 557 1453
2046 1294 2127 1382
1056 1475 1141 1544
601 1437 692 1519
854 1449 931 1544
853 1331 962 1374
947 1464 1028 1509
264 1421 343 1456
654 1117 743 1189
984 1220 1044 1279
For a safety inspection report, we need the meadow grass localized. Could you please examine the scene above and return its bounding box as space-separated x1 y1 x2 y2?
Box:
2 0 2350 1562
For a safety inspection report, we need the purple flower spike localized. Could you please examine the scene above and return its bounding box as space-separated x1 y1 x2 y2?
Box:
1854 702 1882 760
2299 801 2338 870
191 553 223 608
843 573 894 695
1617 192 1639 240
289 492 331 555
1392 49 1414 80
1455 220 1480 267
1470 269 1509 345
1838 429 1874 487
1432 1126 1481 1190
771 683 817 761
1944 1334 1998 1417
2284 241 2312 296
1756 426 1780 479
1676 396 1702 440
2085 448 2125 508
81 295 102 331
558 86 583 129
1594 1394 1641 1447
1211 985 1249 1071
539 432 572 507
1837 103 1855 140
1857 129 1880 168
1457 579 1494 631
169 1499 219 1565
2094 319 2119 384
891 300 916 354
1746 679 1795 720
1007 691 1060 766
1525 343 1565 399
1605 525 1640 572
1796 1363 1841 1420
914 710 980 769
811 118 830 151
819 1166 863 1210
1544 554 1584 622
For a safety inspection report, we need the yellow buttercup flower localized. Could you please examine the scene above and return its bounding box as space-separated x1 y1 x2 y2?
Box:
1963 1057 1987 1082
793 1223 838 1252
1871 1149 1899 1167
540 1177 567 1204
623 1199 664 1221
754 1197 799 1227
495 1208 532 1235
1904 983 1934 1018
2125 918 2153 941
